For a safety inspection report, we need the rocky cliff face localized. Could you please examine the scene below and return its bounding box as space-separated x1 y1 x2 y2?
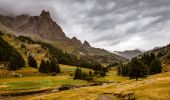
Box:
0 10 66 40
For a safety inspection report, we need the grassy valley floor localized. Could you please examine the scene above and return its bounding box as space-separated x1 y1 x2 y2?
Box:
27 71 170 100
0 65 170 100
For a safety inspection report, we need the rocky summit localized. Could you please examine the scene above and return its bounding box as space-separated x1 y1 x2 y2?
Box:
0 10 66 40
83 40 91 47
71 36 82 45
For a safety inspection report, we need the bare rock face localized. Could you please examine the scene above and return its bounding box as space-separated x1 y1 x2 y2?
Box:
0 10 67 40
83 40 91 47
17 10 66 40
71 36 82 45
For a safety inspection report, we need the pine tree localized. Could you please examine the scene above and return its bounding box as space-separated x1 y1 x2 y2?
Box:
56 64 60 73
129 58 147 80
49 59 60 73
89 71 93 76
74 67 82 79
45 61 50 73
49 59 57 73
28 54 37 68
39 59 46 73
8 58 18 70
99 71 106 77
150 58 162 74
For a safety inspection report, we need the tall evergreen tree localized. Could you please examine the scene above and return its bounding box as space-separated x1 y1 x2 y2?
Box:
129 58 147 80
150 58 162 74
28 54 37 68
74 67 82 79
49 59 60 73
39 59 61 74
89 71 93 76
39 59 46 73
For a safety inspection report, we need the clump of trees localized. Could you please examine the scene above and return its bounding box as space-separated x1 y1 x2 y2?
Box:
28 54 37 68
39 59 60 75
118 53 162 80
0 36 25 70
74 67 93 81
74 66 108 81
93 67 108 77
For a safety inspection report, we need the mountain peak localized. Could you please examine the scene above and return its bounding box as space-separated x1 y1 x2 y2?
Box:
71 36 82 45
40 10 50 18
0 10 67 40
83 40 91 47
72 36 78 40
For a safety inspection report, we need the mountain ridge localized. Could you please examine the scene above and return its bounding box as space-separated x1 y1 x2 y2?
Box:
0 10 127 64
114 49 144 59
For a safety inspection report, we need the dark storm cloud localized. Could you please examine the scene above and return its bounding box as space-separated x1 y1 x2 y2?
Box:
0 0 170 51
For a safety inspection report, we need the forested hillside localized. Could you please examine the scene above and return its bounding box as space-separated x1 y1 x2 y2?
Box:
0 32 25 70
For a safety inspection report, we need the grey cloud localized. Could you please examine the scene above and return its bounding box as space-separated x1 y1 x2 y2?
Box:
0 0 170 51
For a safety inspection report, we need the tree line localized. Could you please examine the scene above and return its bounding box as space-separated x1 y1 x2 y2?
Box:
117 53 162 80
39 59 60 75
39 41 106 71
73 67 108 81
21 35 106 75
28 54 60 75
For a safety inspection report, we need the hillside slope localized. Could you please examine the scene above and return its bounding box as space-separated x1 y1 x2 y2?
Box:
146 44 170 65
0 33 50 67
12 67 170 100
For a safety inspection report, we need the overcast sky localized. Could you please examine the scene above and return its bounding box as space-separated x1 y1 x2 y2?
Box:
0 0 170 51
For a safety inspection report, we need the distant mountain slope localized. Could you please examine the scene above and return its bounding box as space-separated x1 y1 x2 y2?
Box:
115 49 144 59
147 44 170 65
0 10 127 64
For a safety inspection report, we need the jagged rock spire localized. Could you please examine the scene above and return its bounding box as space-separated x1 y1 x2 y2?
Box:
83 40 91 47
40 10 50 18
71 36 82 45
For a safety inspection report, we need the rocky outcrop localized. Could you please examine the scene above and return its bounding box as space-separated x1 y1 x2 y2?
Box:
83 40 91 47
71 36 82 45
17 10 66 40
